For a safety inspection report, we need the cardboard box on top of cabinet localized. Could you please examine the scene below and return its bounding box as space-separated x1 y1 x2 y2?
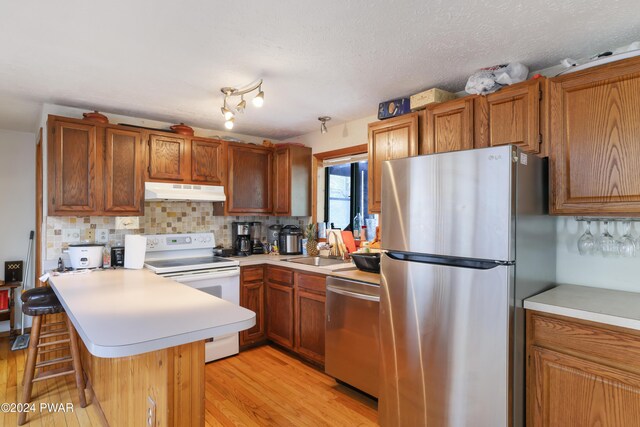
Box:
410 88 456 110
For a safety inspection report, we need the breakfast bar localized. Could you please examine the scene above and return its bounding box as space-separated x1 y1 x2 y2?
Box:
47 269 256 427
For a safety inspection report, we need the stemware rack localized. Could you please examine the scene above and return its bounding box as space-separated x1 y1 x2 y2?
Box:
574 217 640 222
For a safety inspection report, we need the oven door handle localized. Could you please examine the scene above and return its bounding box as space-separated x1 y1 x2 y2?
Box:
326 285 380 302
170 270 240 283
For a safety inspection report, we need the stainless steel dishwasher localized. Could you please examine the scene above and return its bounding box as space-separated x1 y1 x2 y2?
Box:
325 276 380 398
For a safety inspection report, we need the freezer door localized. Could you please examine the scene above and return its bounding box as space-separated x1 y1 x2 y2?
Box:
381 145 515 261
379 253 513 427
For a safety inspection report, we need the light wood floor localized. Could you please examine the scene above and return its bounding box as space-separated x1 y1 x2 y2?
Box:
0 339 378 426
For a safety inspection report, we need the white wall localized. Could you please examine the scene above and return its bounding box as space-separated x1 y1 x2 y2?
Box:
286 114 377 154
0 129 36 331
556 217 640 292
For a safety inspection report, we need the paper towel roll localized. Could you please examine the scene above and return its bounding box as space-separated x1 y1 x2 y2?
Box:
124 235 147 269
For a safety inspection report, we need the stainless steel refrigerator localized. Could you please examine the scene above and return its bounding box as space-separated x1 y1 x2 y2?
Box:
379 145 556 427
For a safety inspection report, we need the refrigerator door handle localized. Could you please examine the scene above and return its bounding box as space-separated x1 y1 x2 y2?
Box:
326 285 381 302
385 251 511 269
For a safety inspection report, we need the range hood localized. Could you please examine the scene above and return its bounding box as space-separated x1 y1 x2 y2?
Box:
144 182 226 202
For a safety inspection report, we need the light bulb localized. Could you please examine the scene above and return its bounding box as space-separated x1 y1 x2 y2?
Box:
221 106 234 121
225 118 234 130
253 90 264 107
236 97 246 113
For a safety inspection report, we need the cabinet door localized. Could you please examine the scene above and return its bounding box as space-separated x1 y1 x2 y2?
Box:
104 128 144 215
227 144 273 214
368 113 419 213
424 97 474 154
148 134 187 181
266 282 294 349
530 346 640 427
241 281 265 345
550 57 640 215
295 288 326 364
475 79 542 154
48 120 100 215
273 147 291 215
191 138 225 185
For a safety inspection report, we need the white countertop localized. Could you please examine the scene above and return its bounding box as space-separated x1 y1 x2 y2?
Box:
237 254 357 274
48 269 255 358
525 284 640 331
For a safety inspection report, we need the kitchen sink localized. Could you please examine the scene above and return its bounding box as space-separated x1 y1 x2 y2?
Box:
286 256 347 267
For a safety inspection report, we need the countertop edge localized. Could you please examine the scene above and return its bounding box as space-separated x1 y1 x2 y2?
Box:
524 300 640 331
49 272 256 358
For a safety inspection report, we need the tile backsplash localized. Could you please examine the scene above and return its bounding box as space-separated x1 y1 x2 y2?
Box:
46 201 308 260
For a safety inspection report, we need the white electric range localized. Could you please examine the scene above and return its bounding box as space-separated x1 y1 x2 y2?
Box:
144 233 240 362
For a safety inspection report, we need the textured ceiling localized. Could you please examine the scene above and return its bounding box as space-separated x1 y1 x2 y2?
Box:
0 1 639 138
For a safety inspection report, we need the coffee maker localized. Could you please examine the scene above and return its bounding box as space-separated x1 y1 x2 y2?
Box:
250 222 264 254
232 222 251 256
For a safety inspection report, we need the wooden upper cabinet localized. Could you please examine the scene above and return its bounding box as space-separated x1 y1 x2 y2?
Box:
368 113 419 213
475 78 544 154
424 97 475 154
273 147 290 215
148 134 187 181
550 57 640 215
104 128 144 215
273 145 311 216
191 138 225 185
226 143 273 214
48 119 100 215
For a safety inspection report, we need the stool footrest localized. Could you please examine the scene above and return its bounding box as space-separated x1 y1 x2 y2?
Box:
33 367 75 382
37 338 70 348
35 356 72 368
37 346 70 355
40 330 69 339
42 321 66 329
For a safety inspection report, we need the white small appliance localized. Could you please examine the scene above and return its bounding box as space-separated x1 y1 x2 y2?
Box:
143 233 240 362
68 243 104 269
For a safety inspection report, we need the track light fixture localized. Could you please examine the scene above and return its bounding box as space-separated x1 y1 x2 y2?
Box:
318 116 331 134
220 79 264 128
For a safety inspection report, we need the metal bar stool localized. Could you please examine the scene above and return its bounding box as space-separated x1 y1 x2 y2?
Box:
18 287 87 425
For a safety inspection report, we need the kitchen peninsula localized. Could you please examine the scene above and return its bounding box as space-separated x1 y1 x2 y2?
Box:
48 269 255 427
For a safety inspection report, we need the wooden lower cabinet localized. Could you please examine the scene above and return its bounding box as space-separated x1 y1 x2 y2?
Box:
295 283 326 364
239 266 266 347
527 310 640 426
266 281 295 349
258 266 327 365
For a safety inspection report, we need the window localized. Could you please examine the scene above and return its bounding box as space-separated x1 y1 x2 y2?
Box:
324 160 370 230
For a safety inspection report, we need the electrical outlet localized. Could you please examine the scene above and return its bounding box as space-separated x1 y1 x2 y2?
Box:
146 396 156 426
63 229 81 243
95 229 109 244
84 229 95 242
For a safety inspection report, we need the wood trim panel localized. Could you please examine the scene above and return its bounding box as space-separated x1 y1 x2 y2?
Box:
35 128 42 286
313 144 368 161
